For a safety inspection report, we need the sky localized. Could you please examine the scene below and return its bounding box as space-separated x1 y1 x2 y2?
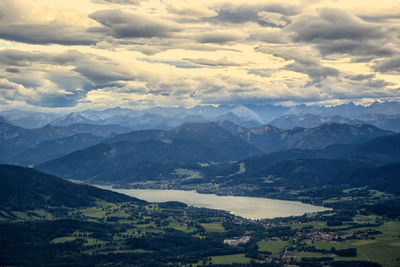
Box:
0 0 399 111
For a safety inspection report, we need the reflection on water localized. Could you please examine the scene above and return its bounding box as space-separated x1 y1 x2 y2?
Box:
96 186 330 220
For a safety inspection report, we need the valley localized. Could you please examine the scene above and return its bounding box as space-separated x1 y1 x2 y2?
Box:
1 102 400 266
1 165 399 266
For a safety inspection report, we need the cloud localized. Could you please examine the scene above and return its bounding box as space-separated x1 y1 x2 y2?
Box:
0 0 399 110
345 74 375 81
0 24 100 45
92 0 141 4
26 93 82 108
5 67 20 73
195 30 247 44
208 3 301 27
289 9 383 42
0 49 137 108
373 56 400 74
358 11 400 22
0 49 47 66
89 9 182 38
247 68 276 77
256 46 339 86
184 57 240 67
74 64 135 84
315 40 397 57
285 8 399 64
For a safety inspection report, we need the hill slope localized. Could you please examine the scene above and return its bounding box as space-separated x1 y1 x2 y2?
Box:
214 134 400 195
0 165 143 210
11 133 104 166
38 122 263 182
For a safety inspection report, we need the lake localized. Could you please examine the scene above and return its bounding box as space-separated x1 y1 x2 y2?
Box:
96 186 330 220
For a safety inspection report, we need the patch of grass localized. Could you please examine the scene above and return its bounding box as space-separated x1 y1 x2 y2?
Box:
31 209 52 219
290 221 325 230
11 211 30 220
312 240 348 250
210 254 251 264
296 252 324 261
80 207 107 218
257 240 288 255
98 249 152 254
109 210 130 218
167 223 197 233
52 236 78 244
173 168 202 180
83 238 104 246
200 222 226 232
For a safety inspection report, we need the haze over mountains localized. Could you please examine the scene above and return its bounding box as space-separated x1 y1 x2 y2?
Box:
1 101 400 131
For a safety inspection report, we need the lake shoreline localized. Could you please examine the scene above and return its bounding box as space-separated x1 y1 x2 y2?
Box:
93 185 331 220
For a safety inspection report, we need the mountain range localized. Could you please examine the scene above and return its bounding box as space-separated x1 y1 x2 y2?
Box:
270 113 400 132
212 133 400 196
36 121 392 183
0 117 131 162
2 101 399 130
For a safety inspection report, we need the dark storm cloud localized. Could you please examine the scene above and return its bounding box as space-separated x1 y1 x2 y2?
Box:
373 56 400 74
289 9 383 42
208 3 301 28
89 9 181 38
0 24 100 45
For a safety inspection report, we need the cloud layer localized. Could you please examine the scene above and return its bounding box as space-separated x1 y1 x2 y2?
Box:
0 0 399 110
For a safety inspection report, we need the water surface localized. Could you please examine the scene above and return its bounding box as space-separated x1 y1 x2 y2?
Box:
96 186 329 220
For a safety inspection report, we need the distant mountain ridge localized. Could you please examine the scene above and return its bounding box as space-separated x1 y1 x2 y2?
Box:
270 113 400 132
0 119 131 162
216 133 400 194
3 101 399 129
37 121 392 183
221 122 393 153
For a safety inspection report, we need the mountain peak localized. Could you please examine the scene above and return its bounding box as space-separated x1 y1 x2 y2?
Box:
51 112 94 126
